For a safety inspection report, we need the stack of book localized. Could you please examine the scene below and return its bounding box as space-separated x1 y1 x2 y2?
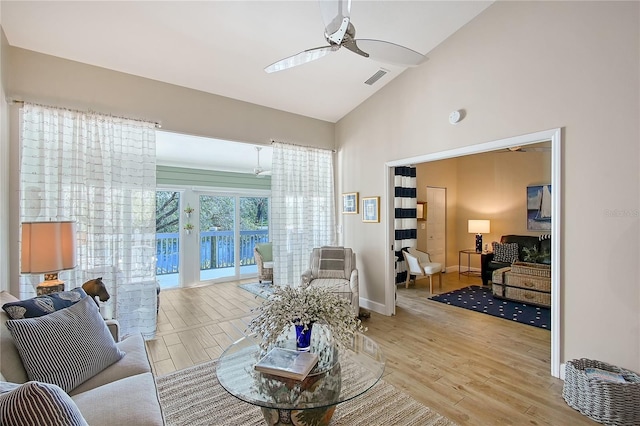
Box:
254 347 319 381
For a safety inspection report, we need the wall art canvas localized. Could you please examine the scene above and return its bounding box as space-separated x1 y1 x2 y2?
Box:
527 185 551 231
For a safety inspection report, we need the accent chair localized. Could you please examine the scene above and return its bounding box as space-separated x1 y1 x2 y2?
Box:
301 246 359 317
254 242 273 284
402 247 443 294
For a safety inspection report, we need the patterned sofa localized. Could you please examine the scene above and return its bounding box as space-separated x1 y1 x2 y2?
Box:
481 234 551 286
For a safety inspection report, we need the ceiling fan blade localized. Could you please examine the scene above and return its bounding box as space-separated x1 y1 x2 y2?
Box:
264 45 338 73
355 39 426 67
319 0 351 39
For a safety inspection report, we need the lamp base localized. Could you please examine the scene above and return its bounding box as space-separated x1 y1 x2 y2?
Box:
475 234 483 253
36 272 66 295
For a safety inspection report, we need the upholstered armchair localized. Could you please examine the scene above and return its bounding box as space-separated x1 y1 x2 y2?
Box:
402 247 443 294
254 242 273 284
301 246 359 317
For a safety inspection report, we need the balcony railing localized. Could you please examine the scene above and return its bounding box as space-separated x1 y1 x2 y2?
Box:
155 229 269 275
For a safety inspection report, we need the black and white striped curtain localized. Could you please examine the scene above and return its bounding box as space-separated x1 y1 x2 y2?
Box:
394 166 417 285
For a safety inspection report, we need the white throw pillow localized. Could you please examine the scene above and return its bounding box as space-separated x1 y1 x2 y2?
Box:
0 381 88 426
5 296 124 393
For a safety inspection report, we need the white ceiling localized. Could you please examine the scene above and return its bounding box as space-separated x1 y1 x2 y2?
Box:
1 0 493 171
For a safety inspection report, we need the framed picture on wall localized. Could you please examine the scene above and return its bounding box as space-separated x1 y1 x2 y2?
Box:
362 196 380 223
342 192 359 214
527 184 551 231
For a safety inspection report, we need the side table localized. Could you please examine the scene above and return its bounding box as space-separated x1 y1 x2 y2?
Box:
459 249 482 278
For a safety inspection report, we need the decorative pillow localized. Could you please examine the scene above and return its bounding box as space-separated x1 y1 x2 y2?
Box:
0 382 19 394
2 288 87 319
0 381 88 426
492 242 519 263
5 296 124 393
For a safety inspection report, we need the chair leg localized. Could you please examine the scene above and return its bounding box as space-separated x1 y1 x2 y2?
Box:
428 275 433 294
439 271 443 289
405 274 411 288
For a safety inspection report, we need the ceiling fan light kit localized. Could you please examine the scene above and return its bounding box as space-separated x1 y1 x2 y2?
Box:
265 0 426 73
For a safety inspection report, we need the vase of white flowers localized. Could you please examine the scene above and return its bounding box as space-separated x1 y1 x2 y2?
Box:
248 285 366 352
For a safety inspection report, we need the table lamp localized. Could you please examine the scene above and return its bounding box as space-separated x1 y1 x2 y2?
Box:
468 220 490 253
21 221 77 290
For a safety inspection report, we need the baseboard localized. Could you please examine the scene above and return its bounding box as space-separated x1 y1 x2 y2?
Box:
359 297 386 315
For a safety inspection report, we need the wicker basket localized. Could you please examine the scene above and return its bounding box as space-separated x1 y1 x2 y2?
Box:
563 358 640 425
504 286 550 307
510 261 551 278
504 272 551 292
492 267 511 285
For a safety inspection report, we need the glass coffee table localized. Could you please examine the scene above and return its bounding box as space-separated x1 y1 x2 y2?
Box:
217 324 385 426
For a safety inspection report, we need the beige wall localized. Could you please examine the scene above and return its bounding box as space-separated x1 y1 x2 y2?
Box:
415 158 458 266
337 1 640 371
416 150 550 270
0 28 9 292
4 46 335 294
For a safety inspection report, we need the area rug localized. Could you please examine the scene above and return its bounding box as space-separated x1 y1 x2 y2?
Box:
239 282 274 299
430 285 551 330
156 360 455 425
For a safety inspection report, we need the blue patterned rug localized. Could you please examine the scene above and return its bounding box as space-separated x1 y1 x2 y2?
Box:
430 285 550 330
238 282 274 299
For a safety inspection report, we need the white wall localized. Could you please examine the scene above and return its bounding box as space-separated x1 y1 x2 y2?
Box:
336 1 640 371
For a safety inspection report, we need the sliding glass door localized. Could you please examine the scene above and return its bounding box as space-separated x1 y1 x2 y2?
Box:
199 195 235 281
198 193 270 283
156 189 270 287
198 194 269 281
155 190 181 289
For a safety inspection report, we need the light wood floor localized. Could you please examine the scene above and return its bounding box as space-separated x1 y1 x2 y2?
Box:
145 272 596 426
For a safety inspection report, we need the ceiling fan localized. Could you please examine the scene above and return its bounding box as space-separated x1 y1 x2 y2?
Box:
265 0 426 73
253 147 271 177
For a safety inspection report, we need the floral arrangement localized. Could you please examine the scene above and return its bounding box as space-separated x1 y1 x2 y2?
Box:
183 223 194 231
184 205 194 214
247 285 366 350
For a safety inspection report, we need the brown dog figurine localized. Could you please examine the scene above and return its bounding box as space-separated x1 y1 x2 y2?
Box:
82 277 110 306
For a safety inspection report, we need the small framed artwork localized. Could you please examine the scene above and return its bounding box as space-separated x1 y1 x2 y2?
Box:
362 196 380 223
527 184 551 231
342 192 359 214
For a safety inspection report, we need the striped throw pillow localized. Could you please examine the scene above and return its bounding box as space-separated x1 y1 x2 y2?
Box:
5 296 124 393
0 381 88 426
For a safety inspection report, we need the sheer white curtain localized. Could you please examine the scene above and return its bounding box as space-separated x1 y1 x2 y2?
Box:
19 103 157 338
271 142 335 286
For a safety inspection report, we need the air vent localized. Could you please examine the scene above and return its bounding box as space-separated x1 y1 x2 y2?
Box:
364 69 389 85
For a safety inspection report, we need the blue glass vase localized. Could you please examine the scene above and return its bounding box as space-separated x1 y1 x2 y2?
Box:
294 322 313 352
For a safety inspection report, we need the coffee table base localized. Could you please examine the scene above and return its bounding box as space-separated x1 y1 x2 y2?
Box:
261 406 336 426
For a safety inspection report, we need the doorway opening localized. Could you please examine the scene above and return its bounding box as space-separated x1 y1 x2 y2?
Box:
385 128 562 378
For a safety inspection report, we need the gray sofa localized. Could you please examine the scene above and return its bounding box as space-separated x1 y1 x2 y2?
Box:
0 291 164 425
